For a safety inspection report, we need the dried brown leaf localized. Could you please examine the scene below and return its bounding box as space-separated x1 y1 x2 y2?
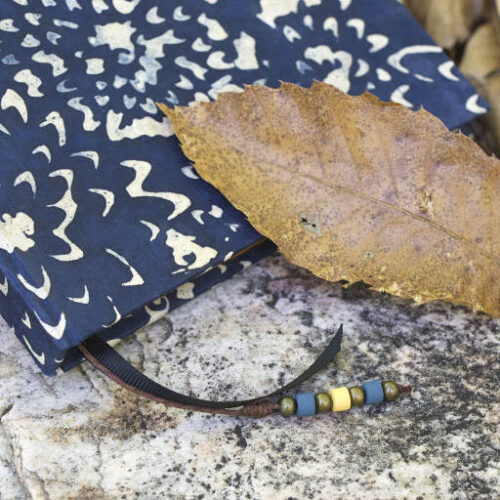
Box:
460 20 500 150
460 21 500 79
160 82 500 317
403 0 488 49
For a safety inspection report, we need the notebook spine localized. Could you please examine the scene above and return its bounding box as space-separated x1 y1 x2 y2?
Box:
0 264 66 374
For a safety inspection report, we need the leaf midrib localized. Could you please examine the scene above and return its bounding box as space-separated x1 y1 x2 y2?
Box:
236 147 500 266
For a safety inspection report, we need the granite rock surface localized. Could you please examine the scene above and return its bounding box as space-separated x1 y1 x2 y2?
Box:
0 254 498 499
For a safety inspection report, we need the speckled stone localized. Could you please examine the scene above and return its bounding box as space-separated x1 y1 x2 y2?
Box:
0 254 499 499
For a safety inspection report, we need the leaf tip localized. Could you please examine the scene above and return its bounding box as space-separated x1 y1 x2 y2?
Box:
156 102 173 119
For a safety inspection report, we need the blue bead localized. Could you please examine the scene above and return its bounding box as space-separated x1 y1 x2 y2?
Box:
362 379 384 405
295 393 316 417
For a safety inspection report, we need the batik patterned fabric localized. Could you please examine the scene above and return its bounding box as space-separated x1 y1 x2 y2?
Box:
0 0 487 375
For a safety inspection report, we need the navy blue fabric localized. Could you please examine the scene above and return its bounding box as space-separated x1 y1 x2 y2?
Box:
0 0 486 375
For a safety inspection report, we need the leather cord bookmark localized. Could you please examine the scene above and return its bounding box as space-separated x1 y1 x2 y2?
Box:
78 324 343 418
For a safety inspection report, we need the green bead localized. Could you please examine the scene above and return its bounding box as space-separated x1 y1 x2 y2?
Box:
349 386 365 407
315 392 332 413
279 396 296 417
383 381 399 402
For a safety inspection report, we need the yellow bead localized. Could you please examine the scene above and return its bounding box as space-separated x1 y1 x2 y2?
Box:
329 386 352 412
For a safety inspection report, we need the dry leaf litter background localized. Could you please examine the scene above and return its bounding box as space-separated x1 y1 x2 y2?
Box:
405 0 500 154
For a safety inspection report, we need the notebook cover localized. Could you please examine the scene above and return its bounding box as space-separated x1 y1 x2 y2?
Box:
0 0 487 375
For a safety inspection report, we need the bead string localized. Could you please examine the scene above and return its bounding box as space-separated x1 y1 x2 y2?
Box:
277 379 412 417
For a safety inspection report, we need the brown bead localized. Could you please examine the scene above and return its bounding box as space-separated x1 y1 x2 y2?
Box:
315 392 333 413
383 380 399 402
349 386 365 406
278 396 296 417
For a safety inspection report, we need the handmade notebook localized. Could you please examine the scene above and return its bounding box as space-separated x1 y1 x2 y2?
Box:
0 0 486 376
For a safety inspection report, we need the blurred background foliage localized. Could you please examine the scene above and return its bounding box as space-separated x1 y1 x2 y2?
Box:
403 0 500 154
